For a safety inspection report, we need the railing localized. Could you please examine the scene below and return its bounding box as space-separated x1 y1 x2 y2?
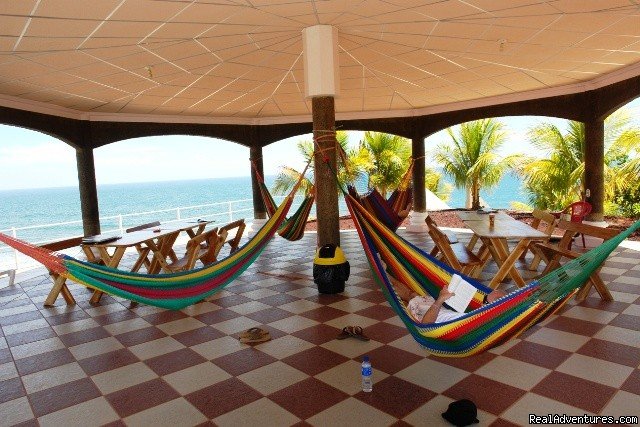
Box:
0 196 294 271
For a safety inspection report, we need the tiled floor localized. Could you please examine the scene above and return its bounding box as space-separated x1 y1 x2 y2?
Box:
1 227 639 426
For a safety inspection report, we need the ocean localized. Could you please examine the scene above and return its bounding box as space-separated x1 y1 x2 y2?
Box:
0 174 527 268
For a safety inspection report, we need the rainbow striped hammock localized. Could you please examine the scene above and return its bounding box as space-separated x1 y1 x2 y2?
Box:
347 161 413 232
255 169 315 242
0 192 297 311
345 193 640 357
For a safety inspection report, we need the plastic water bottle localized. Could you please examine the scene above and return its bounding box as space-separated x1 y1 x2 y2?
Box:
361 355 373 392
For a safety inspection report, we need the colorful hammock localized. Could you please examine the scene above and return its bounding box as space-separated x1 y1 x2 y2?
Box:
0 184 302 310
344 193 639 357
347 161 414 232
253 163 315 241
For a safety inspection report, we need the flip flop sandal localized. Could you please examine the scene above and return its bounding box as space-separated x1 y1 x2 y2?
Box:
240 328 271 344
352 326 370 341
239 327 264 340
336 326 354 340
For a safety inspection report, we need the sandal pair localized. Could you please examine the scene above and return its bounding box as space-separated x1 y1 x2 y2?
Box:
239 327 271 344
336 326 370 341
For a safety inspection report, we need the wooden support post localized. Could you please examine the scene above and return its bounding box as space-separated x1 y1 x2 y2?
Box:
76 147 101 236
406 134 428 232
250 145 267 221
312 96 340 247
412 135 426 213
584 118 605 222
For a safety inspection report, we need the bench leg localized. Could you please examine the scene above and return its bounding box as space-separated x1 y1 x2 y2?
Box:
44 274 76 307
467 234 478 251
575 271 612 302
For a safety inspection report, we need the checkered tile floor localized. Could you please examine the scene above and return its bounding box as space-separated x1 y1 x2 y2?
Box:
1 228 639 426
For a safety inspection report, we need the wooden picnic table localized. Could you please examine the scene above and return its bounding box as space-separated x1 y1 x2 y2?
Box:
456 210 511 222
459 213 547 288
82 220 212 304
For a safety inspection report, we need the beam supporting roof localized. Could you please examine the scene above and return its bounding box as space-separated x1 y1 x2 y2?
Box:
4 74 638 149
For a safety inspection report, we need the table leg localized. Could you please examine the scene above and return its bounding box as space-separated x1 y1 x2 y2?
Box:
147 232 180 274
489 239 530 288
186 223 207 239
130 245 154 272
472 243 491 278
44 274 76 306
131 246 153 272
90 247 126 305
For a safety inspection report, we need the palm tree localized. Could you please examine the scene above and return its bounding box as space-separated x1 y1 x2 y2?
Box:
425 167 452 202
435 119 518 209
352 132 412 197
271 131 350 196
516 109 640 211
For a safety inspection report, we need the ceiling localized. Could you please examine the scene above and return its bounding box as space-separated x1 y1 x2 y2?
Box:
1 0 639 124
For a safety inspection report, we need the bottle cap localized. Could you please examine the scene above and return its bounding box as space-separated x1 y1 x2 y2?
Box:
363 355 369 362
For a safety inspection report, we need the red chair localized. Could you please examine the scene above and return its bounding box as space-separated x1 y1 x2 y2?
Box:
556 201 592 248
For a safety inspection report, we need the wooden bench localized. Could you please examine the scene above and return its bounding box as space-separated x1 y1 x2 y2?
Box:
531 219 619 301
218 219 246 254
152 227 227 272
425 216 483 278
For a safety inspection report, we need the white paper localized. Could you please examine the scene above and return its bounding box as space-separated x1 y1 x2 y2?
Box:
445 274 476 313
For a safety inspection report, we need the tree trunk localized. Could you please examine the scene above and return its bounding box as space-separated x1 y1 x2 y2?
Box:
465 187 473 209
471 180 480 209
312 97 340 247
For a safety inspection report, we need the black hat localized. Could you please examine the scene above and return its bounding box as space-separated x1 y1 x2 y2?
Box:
442 399 480 427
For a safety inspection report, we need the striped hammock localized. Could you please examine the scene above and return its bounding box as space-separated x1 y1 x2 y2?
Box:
348 162 413 231
0 193 295 310
345 193 640 357
257 175 314 242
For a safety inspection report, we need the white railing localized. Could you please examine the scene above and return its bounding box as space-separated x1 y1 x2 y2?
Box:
0 196 294 271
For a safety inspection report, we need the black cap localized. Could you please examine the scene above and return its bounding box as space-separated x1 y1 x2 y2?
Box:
441 399 480 427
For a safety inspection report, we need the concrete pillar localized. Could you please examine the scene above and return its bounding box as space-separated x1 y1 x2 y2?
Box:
406 135 428 232
313 96 340 246
75 148 100 236
584 118 605 222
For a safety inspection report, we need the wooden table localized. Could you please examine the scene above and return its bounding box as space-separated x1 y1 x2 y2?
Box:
456 211 511 222
459 214 547 288
82 220 212 304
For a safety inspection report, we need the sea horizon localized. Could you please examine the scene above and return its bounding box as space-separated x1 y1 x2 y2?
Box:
0 173 527 240
0 173 527 270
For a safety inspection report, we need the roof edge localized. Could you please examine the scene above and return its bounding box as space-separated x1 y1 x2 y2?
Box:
1 62 639 126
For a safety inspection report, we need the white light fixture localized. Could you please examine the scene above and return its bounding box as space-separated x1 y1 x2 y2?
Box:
302 25 340 98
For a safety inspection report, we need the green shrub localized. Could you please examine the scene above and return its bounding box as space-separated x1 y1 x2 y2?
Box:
613 183 640 218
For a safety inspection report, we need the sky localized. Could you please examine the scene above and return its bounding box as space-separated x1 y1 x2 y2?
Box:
0 98 638 191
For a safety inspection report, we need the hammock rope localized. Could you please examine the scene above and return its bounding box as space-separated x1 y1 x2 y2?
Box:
0 161 313 310
343 191 640 357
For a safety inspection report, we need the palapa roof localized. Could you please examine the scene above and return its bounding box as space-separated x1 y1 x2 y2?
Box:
0 1 639 126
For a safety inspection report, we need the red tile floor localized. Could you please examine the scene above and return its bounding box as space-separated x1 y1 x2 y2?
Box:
1 228 639 426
